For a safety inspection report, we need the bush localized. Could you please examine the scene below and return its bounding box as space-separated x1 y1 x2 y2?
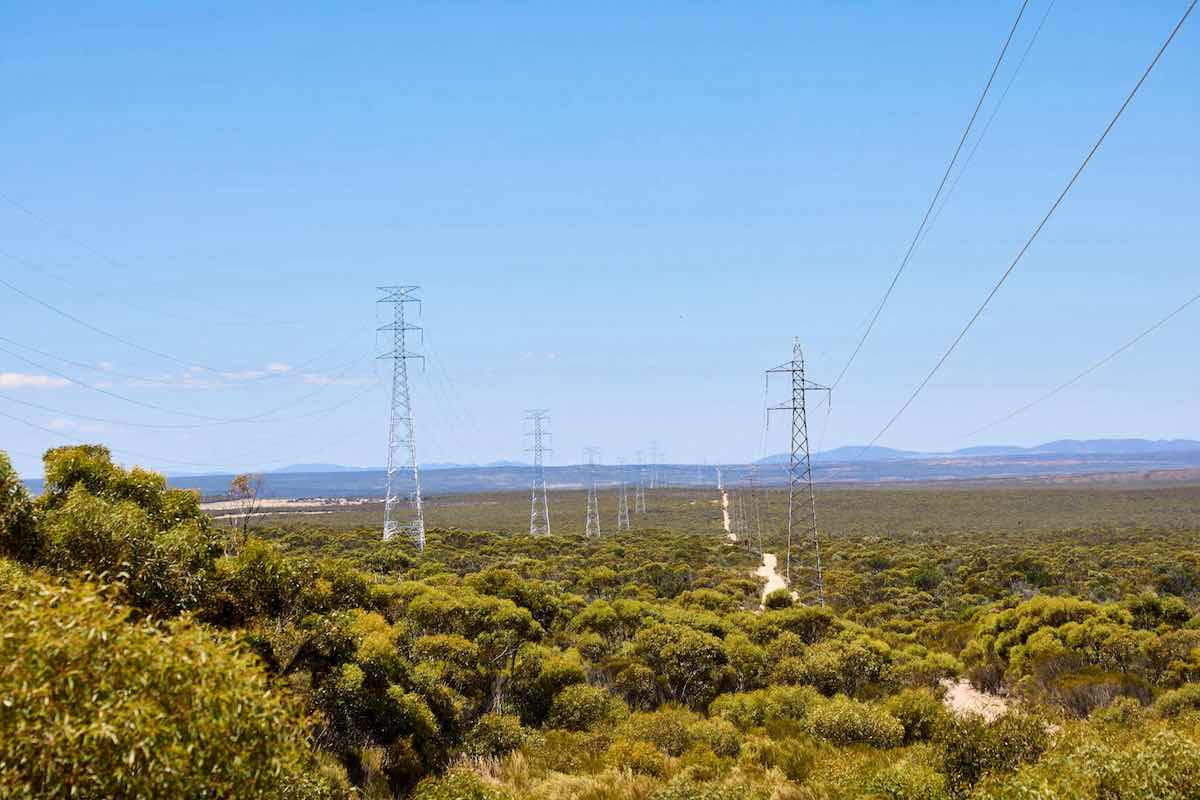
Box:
617 706 702 756
0 572 329 799
606 737 668 777
463 714 528 758
1155 683 1200 718
764 588 794 609
973 728 1200 800
547 683 629 731
410 768 514 800
687 717 742 758
937 712 1048 795
0 451 39 562
709 685 822 730
808 695 904 748
886 688 948 744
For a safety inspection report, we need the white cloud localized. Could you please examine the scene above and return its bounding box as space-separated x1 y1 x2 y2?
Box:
0 372 70 390
46 417 108 433
301 374 376 386
267 362 292 373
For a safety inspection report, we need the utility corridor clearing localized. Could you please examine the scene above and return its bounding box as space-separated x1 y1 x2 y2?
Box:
721 488 788 607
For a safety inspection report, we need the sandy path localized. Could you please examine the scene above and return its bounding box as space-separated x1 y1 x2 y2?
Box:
756 552 789 602
721 490 735 542
723 489 792 607
939 678 1009 722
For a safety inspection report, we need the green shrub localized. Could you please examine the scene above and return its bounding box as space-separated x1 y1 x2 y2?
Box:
1155 683 1200 718
885 688 948 744
617 706 702 756
1091 696 1146 725
937 712 1047 795
547 683 629 731
463 714 528 758
808 695 904 748
410 768 514 800
862 760 949 800
606 737 668 776
764 588 794 609
973 728 1200 800
0 573 328 799
508 645 587 725
0 451 39 562
709 685 822 730
687 717 742 758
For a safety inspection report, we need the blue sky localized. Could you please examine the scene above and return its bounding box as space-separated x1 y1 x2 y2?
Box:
1 1 1196 477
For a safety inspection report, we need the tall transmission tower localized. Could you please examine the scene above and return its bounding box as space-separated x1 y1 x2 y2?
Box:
766 338 831 605
616 457 631 531
584 446 602 538
525 410 552 535
377 286 426 550
649 440 661 489
634 449 647 513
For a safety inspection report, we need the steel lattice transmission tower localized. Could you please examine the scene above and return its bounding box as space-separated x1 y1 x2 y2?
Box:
584 446 601 538
616 457 631 531
526 410 552 535
634 449 647 513
648 440 661 489
377 286 426 550
766 338 831 604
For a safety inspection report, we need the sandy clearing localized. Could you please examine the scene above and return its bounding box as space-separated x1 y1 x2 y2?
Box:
940 678 1009 722
201 497 372 512
721 489 734 542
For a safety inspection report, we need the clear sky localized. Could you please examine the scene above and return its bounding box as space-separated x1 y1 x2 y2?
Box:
1 1 1196 477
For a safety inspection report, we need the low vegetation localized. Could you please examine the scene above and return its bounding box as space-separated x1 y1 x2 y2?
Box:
4 445 1200 798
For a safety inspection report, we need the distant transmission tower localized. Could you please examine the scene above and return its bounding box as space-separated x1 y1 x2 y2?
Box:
766 338 831 604
649 440 661 489
616 457 631 531
526 410 552 535
378 286 426 550
748 464 765 556
584 446 601 538
634 449 647 513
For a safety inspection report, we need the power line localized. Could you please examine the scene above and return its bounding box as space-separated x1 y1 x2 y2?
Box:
961 290 1200 441
0 340 376 425
0 190 302 326
864 0 1197 451
832 0 1031 389
917 0 1058 254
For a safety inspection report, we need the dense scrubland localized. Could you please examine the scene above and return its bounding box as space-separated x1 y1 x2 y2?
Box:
5 446 1200 799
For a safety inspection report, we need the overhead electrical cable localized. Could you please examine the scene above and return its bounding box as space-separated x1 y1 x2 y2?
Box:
960 290 1200 440
0 329 368 388
863 0 1197 451
831 0 1031 390
0 341 376 425
0 271 369 379
917 0 1058 253
0 190 302 326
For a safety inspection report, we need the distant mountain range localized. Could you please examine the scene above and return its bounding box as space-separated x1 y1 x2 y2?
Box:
21 439 1200 498
267 460 530 474
758 439 1200 464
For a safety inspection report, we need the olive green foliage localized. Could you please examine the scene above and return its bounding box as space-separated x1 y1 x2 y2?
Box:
808 695 905 748
0 564 328 799
462 714 528 758
547 683 629 731
8 445 1200 799
0 451 38 562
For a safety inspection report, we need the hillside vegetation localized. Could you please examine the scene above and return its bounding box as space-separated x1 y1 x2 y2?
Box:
4 445 1200 799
